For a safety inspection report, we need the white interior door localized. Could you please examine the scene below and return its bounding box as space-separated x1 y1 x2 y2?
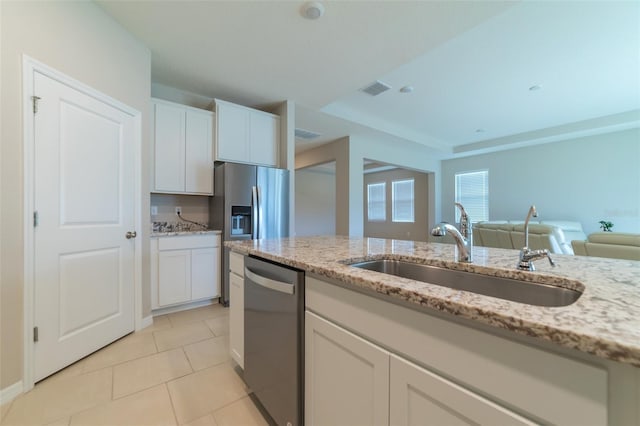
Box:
33 71 136 381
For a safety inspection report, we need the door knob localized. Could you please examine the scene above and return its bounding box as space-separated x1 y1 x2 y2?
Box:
126 231 137 239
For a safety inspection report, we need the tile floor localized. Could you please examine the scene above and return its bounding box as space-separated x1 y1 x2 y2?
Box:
1 304 271 426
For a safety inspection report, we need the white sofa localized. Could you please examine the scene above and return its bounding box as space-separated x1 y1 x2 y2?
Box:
572 232 640 261
471 220 586 255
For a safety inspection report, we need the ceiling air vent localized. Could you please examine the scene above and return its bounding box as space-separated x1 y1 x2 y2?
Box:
295 128 322 140
360 80 392 96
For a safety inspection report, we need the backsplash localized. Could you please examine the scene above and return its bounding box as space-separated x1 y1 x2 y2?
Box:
150 193 210 224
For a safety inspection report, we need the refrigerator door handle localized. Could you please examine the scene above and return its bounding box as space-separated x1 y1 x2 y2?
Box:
251 185 259 239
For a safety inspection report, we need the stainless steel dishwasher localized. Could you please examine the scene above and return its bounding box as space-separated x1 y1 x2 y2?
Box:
244 255 304 426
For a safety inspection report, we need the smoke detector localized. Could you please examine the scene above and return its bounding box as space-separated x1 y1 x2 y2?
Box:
301 2 324 20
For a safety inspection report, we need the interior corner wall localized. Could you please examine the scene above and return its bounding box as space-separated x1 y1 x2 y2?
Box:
348 136 443 237
440 128 640 235
274 100 296 237
151 82 214 110
296 137 350 235
363 168 429 241
0 1 151 390
295 168 336 236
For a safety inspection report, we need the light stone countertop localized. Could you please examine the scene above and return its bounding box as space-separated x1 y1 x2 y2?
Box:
151 229 222 237
226 235 640 367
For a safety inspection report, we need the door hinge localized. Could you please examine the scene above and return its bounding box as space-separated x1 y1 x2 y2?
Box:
33 211 39 227
33 326 39 342
32 96 41 114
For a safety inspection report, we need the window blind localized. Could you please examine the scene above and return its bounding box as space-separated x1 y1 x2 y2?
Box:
392 179 414 223
367 182 386 221
455 171 488 223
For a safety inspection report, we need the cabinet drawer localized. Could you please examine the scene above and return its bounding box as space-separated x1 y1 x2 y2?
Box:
158 234 219 251
229 251 244 275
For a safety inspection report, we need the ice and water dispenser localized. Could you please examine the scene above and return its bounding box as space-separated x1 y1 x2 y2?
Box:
230 206 251 235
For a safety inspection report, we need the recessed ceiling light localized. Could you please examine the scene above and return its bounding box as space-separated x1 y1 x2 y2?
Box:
529 84 542 91
399 85 414 93
301 1 324 20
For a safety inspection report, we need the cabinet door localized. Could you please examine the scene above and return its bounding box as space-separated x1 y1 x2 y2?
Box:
249 111 279 167
191 247 218 300
216 101 249 163
185 110 213 194
154 102 185 192
390 354 535 426
229 272 244 368
158 249 191 307
305 311 389 426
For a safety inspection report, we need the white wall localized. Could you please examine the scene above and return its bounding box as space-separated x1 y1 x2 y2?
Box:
0 1 151 390
364 168 430 241
296 135 442 236
151 82 214 110
441 128 640 234
296 167 336 236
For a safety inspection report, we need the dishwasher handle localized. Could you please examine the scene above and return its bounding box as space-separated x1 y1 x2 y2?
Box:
245 267 295 295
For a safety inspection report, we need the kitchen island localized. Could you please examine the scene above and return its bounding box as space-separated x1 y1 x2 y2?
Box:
227 236 640 425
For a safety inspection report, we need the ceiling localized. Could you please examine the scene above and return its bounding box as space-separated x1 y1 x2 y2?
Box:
97 1 640 156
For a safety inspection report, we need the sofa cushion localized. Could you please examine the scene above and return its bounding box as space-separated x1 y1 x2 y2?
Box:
571 232 640 261
588 232 640 246
512 224 564 254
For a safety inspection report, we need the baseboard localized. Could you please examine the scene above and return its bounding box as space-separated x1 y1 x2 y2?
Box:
151 298 220 316
138 315 153 331
0 381 23 406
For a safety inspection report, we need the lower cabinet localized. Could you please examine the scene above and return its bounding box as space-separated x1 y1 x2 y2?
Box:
152 234 221 309
305 311 532 426
229 251 244 368
305 311 389 426
158 249 191 306
305 276 615 425
389 354 533 426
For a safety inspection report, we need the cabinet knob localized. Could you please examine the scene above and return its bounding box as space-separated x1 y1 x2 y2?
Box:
126 231 137 239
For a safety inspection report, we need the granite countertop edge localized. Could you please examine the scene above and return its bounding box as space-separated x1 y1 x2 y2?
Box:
226 236 640 368
151 229 222 237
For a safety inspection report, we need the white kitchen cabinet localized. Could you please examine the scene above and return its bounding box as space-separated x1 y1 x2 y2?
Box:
158 250 191 306
154 101 185 193
152 98 213 195
305 311 390 426
229 251 244 368
305 276 610 426
389 354 533 426
248 109 279 166
191 248 218 300
152 234 221 310
214 98 279 167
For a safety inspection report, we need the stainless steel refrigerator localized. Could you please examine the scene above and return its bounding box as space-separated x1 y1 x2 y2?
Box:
210 162 290 306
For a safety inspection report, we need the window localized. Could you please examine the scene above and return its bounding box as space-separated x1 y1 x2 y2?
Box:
455 170 489 223
367 182 386 221
392 179 414 222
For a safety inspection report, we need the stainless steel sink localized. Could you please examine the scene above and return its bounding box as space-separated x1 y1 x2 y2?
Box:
349 259 581 307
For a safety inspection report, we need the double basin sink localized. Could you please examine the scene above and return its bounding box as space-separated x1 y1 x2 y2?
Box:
349 259 582 307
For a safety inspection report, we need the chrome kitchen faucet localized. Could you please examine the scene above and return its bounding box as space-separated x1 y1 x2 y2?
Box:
431 202 473 263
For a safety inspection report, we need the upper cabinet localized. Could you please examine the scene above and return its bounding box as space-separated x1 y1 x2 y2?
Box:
214 99 280 167
152 98 214 195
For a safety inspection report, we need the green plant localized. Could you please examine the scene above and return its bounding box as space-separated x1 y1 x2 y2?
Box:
598 220 614 232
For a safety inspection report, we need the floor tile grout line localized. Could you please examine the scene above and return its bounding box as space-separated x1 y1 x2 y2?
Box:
164 382 181 426
81 346 159 376
111 347 195 400
181 346 196 375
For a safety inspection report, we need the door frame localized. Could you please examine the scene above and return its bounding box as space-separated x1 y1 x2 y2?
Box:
22 55 144 391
